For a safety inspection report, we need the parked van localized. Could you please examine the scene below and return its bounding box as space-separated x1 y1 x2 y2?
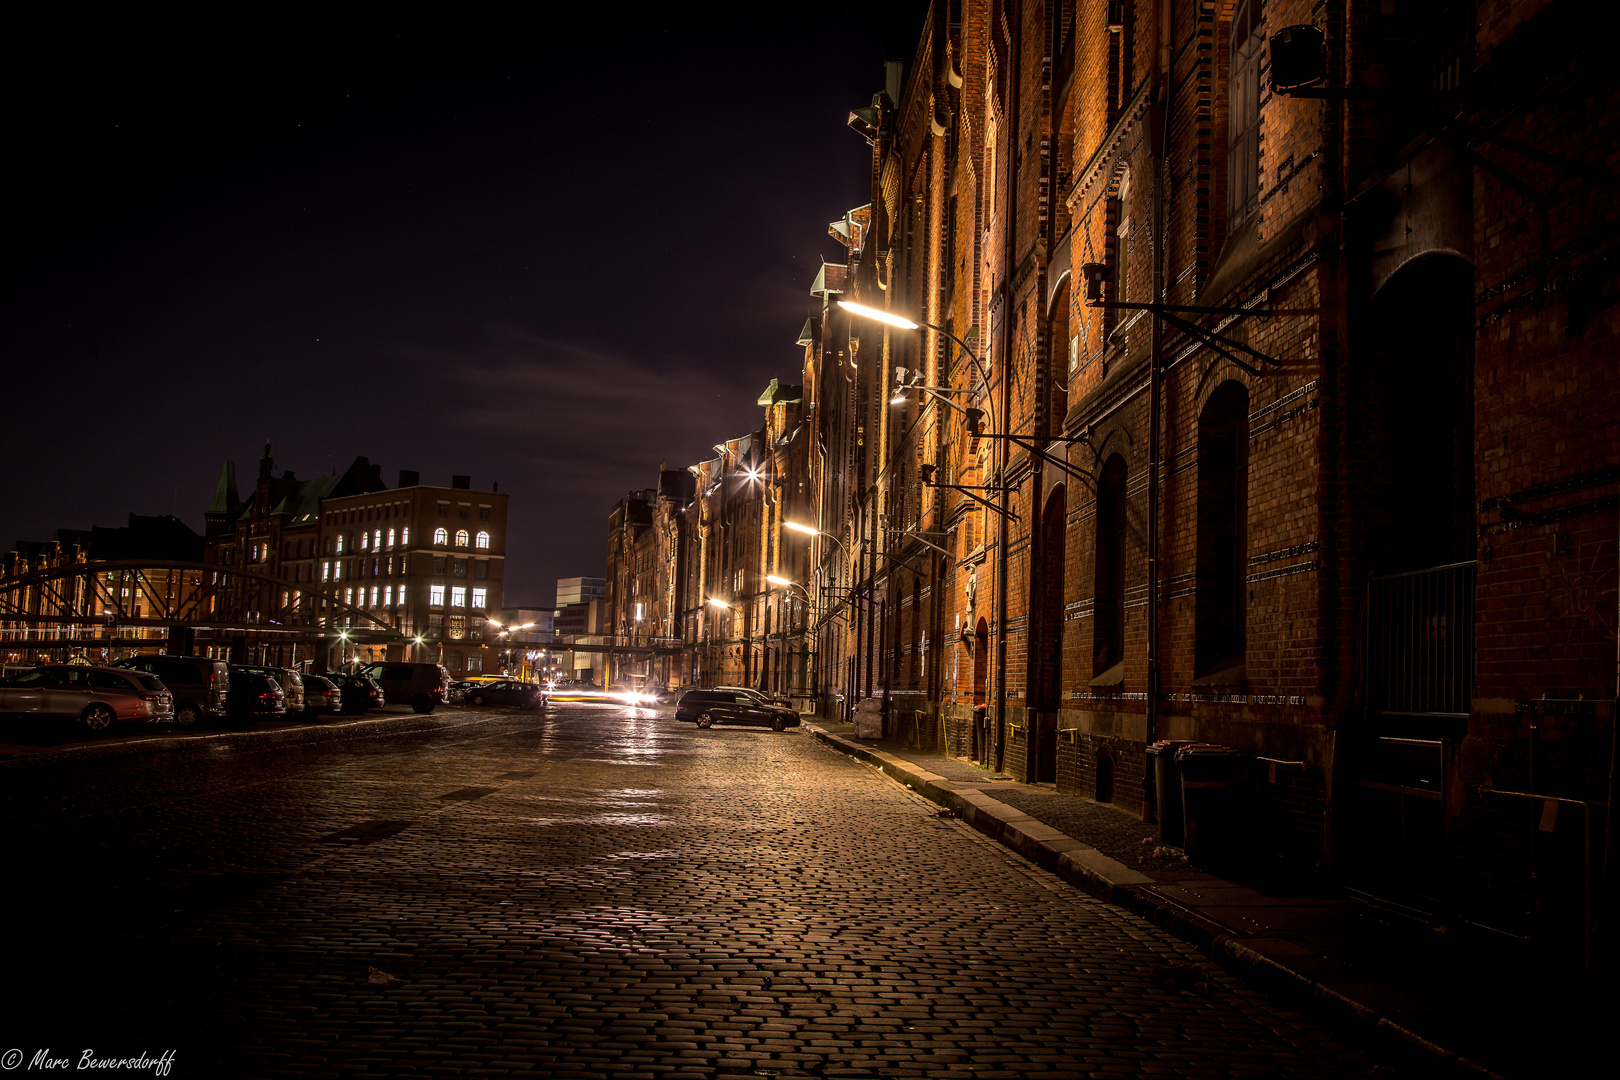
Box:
113 654 229 727
361 662 449 713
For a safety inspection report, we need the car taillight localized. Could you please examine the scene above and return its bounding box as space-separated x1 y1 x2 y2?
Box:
370 689 380 699
141 694 164 702
260 692 276 700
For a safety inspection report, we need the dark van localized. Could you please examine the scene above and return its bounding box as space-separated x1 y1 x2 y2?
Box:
361 662 449 713
114 654 229 727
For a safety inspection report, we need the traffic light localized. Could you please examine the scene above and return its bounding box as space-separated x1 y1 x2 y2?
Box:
965 407 985 452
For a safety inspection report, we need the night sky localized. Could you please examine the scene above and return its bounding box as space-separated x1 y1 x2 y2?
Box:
2 4 928 606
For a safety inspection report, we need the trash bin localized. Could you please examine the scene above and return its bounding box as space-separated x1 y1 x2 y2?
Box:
1177 745 1242 863
1146 740 1197 843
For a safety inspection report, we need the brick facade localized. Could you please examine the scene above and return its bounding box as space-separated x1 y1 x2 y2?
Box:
610 0 1615 965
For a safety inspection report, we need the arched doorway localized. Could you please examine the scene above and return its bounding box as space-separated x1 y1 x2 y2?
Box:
1033 487 1065 782
1350 253 1476 912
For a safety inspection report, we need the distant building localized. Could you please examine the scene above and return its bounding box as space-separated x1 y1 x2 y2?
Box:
203 446 509 672
555 576 605 607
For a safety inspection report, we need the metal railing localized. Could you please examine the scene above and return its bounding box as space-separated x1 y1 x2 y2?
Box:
1365 560 1476 715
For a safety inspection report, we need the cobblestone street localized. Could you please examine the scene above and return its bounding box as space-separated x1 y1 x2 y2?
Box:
2 704 1410 1078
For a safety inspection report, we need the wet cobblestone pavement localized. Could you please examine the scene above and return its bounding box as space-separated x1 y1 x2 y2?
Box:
1 703 1419 1078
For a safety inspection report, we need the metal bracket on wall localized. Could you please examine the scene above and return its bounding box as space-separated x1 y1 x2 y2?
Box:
1086 300 1300 375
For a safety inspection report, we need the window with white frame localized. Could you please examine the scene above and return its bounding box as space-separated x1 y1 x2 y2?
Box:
373 530 381 549
401 526 410 545
471 588 487 609
451 586 467 607
430 584 445 606
385 585 393 606
455 529 469 547
322 561 330 582
334 562 342 581
387 528 395 548
475 531 490 549
434 527 448 545
360 532 369 550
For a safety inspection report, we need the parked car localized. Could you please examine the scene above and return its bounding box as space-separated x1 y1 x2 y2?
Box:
299 674 342 718
712 685 793 708
675 689 800 731
327 672 384 714
113 654 229 727
463 679 545 709
0 664 174 732
361 661 449 713
232 664 304 713
226 668 285 720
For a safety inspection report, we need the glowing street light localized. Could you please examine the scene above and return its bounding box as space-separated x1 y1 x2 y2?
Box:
706 597 731 610
836 299 919 330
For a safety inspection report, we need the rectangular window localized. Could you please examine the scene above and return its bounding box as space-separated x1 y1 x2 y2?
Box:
475 561 488 579
322 561 330 582
334 562 342 581
385 585 393 606
430 584 445 606
472 588 487 609
437 503 449 518
401 527 410 545
1228 0 1263 228
448 616 465 640
345 588 353 605
452 587 467 607
479 506 490 520
466 652 482 672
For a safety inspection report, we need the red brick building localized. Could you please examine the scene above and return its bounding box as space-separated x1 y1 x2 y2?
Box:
614 0 1615 964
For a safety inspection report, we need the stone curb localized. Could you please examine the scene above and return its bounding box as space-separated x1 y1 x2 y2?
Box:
804 722 1507 1080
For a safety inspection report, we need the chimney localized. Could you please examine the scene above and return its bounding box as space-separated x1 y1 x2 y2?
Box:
452 475 471 490
398 469 420 488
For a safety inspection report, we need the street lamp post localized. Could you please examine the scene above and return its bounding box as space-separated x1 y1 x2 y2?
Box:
837 298 1009 770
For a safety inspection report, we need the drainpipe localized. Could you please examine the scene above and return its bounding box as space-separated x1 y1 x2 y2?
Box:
1143 2 1171 816
994 0 1021 776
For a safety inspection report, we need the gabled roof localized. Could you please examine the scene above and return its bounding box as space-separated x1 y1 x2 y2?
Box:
207 461 238 516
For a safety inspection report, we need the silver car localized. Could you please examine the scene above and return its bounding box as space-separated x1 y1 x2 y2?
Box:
0 664 174 732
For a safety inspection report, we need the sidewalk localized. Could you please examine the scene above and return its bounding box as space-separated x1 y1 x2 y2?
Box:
804 719 1609 1080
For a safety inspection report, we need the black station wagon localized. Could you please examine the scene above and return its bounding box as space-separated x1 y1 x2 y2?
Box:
674 689 800 731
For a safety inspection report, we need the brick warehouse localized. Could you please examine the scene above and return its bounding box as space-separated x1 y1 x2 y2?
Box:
609 0 1615 966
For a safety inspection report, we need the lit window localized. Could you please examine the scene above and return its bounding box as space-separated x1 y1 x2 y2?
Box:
360 532 369 550
367 586 376 607
434 527 448 545
387 528 396 548
472 588 487 609
373 530 381 549
322 561 330 582
452 587 467 607
401 527 410 545
345 588 353 605
475 530 490 549
336 535 345 553
430 585 445 606
455 530 469 547
334 562 342 581
385 585 393 606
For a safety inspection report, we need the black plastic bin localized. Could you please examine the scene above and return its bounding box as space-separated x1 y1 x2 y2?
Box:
1146 740 1197 843
1177 745 1242 863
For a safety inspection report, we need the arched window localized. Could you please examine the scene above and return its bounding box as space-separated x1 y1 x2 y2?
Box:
360 532 369 550
1195 381 1249 679
433 527 448 545
1093 455 1128 677
335 534 344 553
455 529 469 547
475 530 490 549
373 530 381 550
401 527 410 546
387 528 396 548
